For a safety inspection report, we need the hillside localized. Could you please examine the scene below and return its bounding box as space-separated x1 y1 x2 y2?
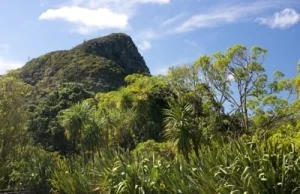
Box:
19 33 150 96
2 43 300 193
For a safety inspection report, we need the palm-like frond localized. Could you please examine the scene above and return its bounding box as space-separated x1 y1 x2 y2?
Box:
59 101 92 151
164 101 193 161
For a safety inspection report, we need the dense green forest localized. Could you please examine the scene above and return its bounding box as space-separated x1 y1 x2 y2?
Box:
1 36 300 193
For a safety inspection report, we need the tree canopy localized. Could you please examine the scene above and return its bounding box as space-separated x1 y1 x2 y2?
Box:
1 45 300 193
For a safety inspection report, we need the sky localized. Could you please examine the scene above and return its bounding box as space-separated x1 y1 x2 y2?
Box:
0 0 300 78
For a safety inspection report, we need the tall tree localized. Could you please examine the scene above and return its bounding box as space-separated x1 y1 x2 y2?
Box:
195 45 268 132
164 100 193 163
59 101 91 152
0 75 31 187
28 83 93 153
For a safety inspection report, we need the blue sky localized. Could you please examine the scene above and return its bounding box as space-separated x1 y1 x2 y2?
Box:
0 0 300 78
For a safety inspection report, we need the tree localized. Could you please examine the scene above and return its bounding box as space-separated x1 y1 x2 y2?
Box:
59 101 91 153
165 45 294 141
164 100 193 163
194 45 268 132
28 83 93 153
95 106 137 150
96 74 169 144
81 111 104 160
0 75 31 187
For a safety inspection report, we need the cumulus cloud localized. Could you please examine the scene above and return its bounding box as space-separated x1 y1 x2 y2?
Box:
39 7 129 34
137 40 152 51
40 0 171 34
0 57 24 75
256 8 300 29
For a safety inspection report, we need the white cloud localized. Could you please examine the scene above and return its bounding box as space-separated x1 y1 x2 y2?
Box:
174 1 285 33
134 28 159 51
184 39 199 48
40 0 171 34
161 13 186 27
176 12 236 32
71 0 170 7
39 7 129 34
137 0 170 4
0 57 24 75
0 45 23 74
138 40 152 51
227 74 234 81
256 8 300 29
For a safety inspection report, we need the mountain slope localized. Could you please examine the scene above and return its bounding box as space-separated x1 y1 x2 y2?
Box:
19 33 150 95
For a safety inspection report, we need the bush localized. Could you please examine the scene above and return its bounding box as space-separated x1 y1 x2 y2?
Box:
48 139 300 193
9 146 59 193
132 140 176 161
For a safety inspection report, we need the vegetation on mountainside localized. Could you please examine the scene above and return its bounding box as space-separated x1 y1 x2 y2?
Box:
28 83 93 154
1 41 300 193
19 33 149 103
